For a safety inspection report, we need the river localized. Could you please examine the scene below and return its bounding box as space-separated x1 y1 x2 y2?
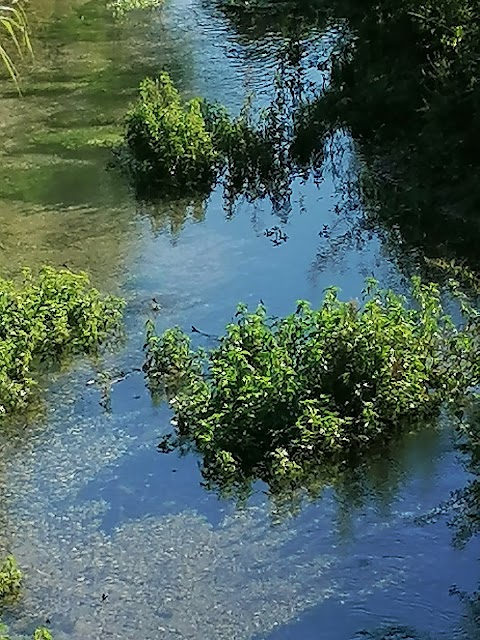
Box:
0 0 478 638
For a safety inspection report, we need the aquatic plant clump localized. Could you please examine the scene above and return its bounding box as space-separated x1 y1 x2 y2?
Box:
120 71 295 204
144 278 480 489
0 620 52 640
123 74 219 195
0 266 124 416
0 556 21 601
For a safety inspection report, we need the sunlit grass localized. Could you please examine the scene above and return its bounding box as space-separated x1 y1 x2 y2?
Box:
0 0 32 93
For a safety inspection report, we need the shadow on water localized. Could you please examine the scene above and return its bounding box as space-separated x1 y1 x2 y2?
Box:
286 0 480 277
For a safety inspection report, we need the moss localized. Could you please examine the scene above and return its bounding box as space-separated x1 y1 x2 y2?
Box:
28 127 122 152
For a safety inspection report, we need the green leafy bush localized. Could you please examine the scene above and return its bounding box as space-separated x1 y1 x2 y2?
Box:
0 556 21 602
0 266 124 416
120 71 295 205
123 73 219 194
144 278 480 491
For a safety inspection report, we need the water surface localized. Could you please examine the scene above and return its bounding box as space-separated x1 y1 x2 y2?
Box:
0 1 477 639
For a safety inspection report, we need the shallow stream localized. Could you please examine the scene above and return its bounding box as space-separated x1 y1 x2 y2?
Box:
0 1 478 638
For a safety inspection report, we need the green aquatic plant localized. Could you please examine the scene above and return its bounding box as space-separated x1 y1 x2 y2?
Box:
144 278 480 492
0 558 53 639
0 556 21 601
120 71 296 206
0 266 124 416
32 629 52 640
0 620 53 640
122 73 219 195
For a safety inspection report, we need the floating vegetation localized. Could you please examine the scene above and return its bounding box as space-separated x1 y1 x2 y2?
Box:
0 621 52 640
144 277 480 495
119 73 220 196
0 556 21 602
0 556 53 640
32 629 52 640
0 266 124 417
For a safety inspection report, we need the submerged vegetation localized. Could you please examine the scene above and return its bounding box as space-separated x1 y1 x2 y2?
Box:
0 267 123 417
106 0 163 18
144 277 480 495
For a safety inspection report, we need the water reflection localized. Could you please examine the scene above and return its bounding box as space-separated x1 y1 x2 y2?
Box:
286 1 480 276
138 197 207 238
205 0 326 48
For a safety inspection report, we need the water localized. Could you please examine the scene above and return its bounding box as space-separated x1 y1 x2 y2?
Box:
0 1 478 639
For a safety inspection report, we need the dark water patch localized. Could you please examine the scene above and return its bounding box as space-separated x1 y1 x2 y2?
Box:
288 1 480 277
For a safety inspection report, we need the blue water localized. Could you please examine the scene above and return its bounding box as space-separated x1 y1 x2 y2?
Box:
0 1 478 639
